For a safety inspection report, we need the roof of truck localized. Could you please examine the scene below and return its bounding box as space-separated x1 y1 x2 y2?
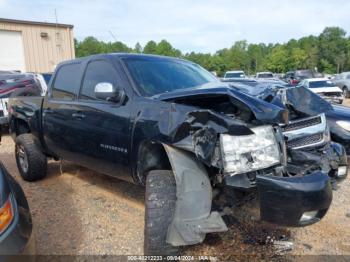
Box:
57 53 188 67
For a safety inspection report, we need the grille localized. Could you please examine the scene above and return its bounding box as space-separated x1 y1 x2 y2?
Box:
282 116 321 132
287 133 323 149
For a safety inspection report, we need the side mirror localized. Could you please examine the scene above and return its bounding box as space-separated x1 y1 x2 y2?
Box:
94 82 125 103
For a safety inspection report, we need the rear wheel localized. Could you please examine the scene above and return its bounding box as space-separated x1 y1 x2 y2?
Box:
15 134 47 182
144 170 179 256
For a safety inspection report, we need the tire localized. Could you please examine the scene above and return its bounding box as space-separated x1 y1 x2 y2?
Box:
144 170 179 256
343 87 349 98
15 134 47 182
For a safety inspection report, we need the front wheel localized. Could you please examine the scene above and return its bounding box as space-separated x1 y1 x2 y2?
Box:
343 87 349 98
15 134 47 182
144 170 179 256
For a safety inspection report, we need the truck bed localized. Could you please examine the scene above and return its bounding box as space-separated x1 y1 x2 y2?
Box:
9 96 44 138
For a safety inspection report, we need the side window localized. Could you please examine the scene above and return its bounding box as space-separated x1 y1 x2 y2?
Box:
80 60 118 101
346 74 350 80
52 63 81 100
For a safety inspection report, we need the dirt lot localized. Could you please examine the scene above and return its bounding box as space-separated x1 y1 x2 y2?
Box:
1 101 350 259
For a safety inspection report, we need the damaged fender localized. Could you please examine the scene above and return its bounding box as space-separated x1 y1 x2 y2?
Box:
162 144 227 246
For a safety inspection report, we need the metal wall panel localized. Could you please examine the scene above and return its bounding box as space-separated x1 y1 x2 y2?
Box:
0 21 75 73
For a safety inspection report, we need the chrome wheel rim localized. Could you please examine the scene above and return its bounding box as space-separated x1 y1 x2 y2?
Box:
17 145 29 173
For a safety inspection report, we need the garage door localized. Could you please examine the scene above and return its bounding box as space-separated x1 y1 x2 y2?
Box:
0 30 25 72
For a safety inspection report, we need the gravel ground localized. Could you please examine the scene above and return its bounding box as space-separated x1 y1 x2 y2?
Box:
1 137 145 255
0 100 349 258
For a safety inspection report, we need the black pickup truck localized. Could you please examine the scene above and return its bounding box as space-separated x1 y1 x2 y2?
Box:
8 54 348 255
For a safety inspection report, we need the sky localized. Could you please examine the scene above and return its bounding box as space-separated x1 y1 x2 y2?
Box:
0 0 350 53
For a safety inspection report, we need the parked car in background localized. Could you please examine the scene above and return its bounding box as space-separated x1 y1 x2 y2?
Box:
326 104 350 155
40 73 53 85
0 99 9 125
0 72 43 126
228 79 350 156
0 132 34 256
298 78 343 104
284 69 317 85
222 77 287 88
221 77 259 85
273 73 284 80
332 72 350 98
8 53 348 255
0 73 43 99
34 73 52 96
256 71 274 79
223 70 245 79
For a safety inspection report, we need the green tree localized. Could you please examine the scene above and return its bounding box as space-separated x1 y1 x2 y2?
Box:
75 26 350 75
265 45 288 73
143 41 158 54
319 59 335 73
288 47 308 69
75 37 104 57
156 40 182 57
134 42 143 53
318 27 348 73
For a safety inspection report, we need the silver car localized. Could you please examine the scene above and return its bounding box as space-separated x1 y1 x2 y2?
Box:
332 72 350 98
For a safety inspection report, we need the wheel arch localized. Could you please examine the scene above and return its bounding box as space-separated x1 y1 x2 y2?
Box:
11 117 31 136
135 140 172 185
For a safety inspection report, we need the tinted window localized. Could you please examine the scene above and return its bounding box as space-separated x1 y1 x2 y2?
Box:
225 72 245 78
52 63 81 100
257 73 273 78
80 60 118 100
347 74 350 79
309 80 335 88
123 57 218 96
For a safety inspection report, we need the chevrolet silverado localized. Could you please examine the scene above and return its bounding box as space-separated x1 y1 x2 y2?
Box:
7 54 348 255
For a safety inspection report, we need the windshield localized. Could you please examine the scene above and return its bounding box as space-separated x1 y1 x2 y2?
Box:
257 73 273 78
225 72 245 78
309 80 335 88
123 57 219 96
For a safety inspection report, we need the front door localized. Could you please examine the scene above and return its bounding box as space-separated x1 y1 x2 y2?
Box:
70 59 133 181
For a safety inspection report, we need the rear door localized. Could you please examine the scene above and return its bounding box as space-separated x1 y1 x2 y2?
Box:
42 62 83 160
69 59 133 181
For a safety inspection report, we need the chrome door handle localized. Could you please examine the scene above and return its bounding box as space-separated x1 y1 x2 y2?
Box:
72 113 86 119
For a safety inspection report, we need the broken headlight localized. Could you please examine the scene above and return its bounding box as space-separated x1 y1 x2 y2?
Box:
220 125 280 175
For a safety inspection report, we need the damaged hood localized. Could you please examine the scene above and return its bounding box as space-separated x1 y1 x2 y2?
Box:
228 83 334 117
154 81 334 124
154 82 289 124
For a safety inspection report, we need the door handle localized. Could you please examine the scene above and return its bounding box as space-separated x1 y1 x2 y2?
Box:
72 112 86 119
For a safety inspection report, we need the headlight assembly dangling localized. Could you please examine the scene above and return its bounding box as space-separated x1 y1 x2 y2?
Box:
220 125 280 175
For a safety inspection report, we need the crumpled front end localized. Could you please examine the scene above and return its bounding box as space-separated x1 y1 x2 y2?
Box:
221 112 347 226
281 113 348 183
148 84 348 245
